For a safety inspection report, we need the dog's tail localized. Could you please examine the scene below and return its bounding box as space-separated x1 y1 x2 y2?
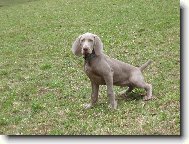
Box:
139 60 152 71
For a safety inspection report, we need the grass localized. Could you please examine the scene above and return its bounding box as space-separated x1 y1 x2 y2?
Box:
0 0 180 135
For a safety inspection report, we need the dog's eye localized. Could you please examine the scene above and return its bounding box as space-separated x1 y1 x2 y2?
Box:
88 39 93 42
81 39 85 42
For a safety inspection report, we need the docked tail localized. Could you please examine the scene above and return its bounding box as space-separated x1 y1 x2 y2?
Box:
139 60 152 71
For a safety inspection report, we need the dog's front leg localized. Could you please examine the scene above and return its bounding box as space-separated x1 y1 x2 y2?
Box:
104 73 117 109
84 81 99 109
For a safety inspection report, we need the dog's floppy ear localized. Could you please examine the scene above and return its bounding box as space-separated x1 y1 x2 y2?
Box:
94 35 103 55
72 35 82 56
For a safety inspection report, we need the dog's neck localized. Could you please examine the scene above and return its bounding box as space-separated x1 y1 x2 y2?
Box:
83 49 96 63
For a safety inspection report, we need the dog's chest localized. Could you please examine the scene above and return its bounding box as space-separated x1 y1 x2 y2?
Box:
84 63 95 76
84 63 105 84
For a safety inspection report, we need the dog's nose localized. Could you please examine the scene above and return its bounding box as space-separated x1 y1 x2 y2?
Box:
83 48 88 51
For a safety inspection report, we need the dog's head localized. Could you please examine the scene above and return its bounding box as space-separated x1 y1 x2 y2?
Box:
72 32 103 56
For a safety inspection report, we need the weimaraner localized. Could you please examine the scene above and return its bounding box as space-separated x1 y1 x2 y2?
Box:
72 32 152 109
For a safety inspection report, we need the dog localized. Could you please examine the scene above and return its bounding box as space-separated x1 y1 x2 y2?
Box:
72 32 152 109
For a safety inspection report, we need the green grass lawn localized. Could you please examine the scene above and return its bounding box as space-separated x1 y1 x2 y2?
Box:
0 0 180 135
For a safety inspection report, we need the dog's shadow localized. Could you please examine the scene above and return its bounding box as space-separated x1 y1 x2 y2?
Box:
116 92 145 102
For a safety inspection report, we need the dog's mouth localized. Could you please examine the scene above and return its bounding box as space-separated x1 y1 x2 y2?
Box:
83 51 88 55
82 51 91 56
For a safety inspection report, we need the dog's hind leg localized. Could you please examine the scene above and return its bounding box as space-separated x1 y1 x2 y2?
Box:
129 74 152 101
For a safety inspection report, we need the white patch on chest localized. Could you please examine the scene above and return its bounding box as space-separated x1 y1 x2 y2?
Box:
84 63 90 74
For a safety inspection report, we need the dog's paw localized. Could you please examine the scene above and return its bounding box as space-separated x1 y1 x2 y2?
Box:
83 103 92 109
118 90 127 97
143 96 151 101
114 101 117 109
108 101 117 110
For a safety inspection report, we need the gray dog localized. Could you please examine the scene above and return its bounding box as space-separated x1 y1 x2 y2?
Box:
72 32 152 109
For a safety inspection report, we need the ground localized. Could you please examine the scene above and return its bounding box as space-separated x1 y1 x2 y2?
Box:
0 0 180 135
